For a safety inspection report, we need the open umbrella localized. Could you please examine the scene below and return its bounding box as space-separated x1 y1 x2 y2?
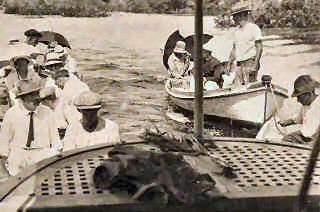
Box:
38 31 71 49
162 30 185 69
184 34 213 61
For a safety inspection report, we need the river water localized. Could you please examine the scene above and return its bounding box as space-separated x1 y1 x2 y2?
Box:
0 12 319 141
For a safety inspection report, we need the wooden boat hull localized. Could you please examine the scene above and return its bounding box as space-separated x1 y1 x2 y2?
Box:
166 80 288 125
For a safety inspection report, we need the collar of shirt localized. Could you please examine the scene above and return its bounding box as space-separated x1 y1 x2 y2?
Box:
17 101 40 116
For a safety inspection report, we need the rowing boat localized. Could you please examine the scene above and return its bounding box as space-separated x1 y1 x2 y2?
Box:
165 79 288 125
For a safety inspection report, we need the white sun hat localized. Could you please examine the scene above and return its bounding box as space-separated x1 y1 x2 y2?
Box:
73 90 102 110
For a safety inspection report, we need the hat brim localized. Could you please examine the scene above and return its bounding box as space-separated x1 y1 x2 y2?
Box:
291 88 314 97
15 87 41 99
10 56 32 66
174 49 187 54
76 105 102 110
231 9 251 16
46 61 63 66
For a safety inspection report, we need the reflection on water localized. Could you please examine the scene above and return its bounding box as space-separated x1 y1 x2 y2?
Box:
70 28 319 140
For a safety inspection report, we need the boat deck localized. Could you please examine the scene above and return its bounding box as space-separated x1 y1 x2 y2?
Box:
0 140 319 211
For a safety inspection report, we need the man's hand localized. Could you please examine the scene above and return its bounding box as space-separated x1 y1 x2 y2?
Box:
0 156 10 177
278 119 295 127
282 131 311 144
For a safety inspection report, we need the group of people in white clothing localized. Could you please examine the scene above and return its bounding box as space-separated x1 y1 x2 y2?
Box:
0 29 120 176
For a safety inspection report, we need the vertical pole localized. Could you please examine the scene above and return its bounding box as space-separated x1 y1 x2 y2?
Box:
194 0 204 142
263 86 268 123
297 132 320 211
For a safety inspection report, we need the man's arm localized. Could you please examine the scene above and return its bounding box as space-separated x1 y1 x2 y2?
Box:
255 40 263 71
0 112 13 158
48 115 63 152
278 119 297 127
282 131 312 144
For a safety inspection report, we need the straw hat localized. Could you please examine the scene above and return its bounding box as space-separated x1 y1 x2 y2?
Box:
54 45 65 54
231 1 251 16
10 55 32 67
173 41 187 54
14 80 41 99
74 91 102 110
46 52 63 66
292 75 320 97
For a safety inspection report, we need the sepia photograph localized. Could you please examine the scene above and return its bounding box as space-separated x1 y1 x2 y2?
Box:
0 0 319 211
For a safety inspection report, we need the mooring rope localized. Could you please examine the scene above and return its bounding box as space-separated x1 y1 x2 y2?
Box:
270 84 288 136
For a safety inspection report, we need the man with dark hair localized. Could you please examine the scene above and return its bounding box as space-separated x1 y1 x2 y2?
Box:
227 2 263 85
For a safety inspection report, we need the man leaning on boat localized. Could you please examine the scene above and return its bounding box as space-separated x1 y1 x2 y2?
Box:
257 75 320 144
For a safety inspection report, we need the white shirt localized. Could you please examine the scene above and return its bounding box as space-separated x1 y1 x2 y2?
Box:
233 22 262 62
63 118 120 151
64 55 77 75
0 103 61 175
53 99 81 129
36 42 49 55
299 96 320 138
61 77 90 104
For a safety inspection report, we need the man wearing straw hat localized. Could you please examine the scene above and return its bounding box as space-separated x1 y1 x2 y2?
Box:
278 75 320 144
6 56 40 91
227 1 263 85
5 56 41 105
0 80 61 175
63 90 120 151
168 41 192 79
258 75 320 143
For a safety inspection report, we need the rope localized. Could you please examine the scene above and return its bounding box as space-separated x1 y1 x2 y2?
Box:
270 85 288 136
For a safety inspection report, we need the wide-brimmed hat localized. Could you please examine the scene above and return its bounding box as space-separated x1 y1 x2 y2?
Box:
173 41 187 54
10 55 32 67
74 90 102 110
45 52 64 66
24 29 42 38
231 2 251 16
14 80 41 99
292 75 320 97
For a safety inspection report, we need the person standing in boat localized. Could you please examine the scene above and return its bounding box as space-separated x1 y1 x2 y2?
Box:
0 80 61 175
227 2 263 85
278 75 320 144
63 91 120 151
168 41 192 79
